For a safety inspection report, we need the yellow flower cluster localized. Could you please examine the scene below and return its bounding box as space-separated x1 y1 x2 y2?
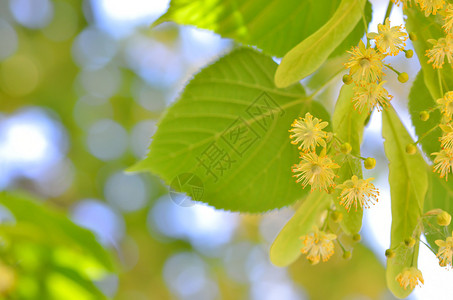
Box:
290 113 339 192
300 226 337 264
435 232 453 267
289 114 379 211
394 0 453 68
345 18 408 113
432 92 453 180
395 267 424 290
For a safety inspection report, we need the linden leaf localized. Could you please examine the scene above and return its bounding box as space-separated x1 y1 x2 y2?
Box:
156 0 371 58
382 107 428 299
274 0 367 88
269 191 331 267
128 48 331 212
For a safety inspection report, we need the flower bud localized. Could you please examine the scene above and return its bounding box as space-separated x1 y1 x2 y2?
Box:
343 251 352 260
340 142 352 154
437 211 452 226
405 49 414 58
419 111 430 121
406 144 417 155
409 32 417 41
404 237 416 248
343 74 353 85
385 249 396 258
364 157 376 170
352 233 361 242
398 72 409 83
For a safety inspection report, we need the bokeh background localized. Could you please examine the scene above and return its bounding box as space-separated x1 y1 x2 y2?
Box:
0 0 452 299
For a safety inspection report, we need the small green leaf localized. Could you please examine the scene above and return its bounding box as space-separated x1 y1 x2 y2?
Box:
129 48 331 212
331 84 368 234
408 71 442 159
382 107 428 299
156 0 370 58
269 191 331 267
274 0 366 88
405 8 453 100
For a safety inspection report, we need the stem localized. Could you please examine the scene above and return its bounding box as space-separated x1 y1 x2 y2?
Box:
415 124 439 144
419 239 436 255
384 63 400 75
383 1 394 23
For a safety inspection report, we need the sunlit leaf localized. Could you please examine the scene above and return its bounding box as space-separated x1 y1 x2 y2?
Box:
269 191 331 267
382 107 428 298
274 0 366 88
156 0 370 58
129 48 331 212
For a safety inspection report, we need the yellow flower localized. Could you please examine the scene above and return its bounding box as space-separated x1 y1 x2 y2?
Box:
391 0 412 7
439 123 453 150
289 113 328 152
300 226 337 264
336 175 379 212
292 152 340 191
432 148 453 180
435 232 453 267
352 81 392 113
426 37 453 69
396 267 424 290
417 0 445 17
437 91 453 120
345 40 385 83
368 18 407 56
443 4 453 35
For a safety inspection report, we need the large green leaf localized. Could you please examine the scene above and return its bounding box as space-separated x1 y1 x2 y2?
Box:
408 71 442 159
156 0 370 58
269 191 331 267
129 48 330 212
382 107 428 298
405 8 453 100
331 84 368 234
274 0 366 88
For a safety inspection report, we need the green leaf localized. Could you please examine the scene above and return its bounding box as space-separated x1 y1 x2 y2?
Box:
408 71 442 159
382 107 428 298
0 192 114 271
156 0 370 58
129 48 331 212
269 191 331 267
405 8 453 100
274 0 366 88
331 84 368 234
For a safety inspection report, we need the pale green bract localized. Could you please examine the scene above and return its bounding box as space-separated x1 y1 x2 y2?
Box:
274 0 366 88
156 0 370 58
382 107 428 299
